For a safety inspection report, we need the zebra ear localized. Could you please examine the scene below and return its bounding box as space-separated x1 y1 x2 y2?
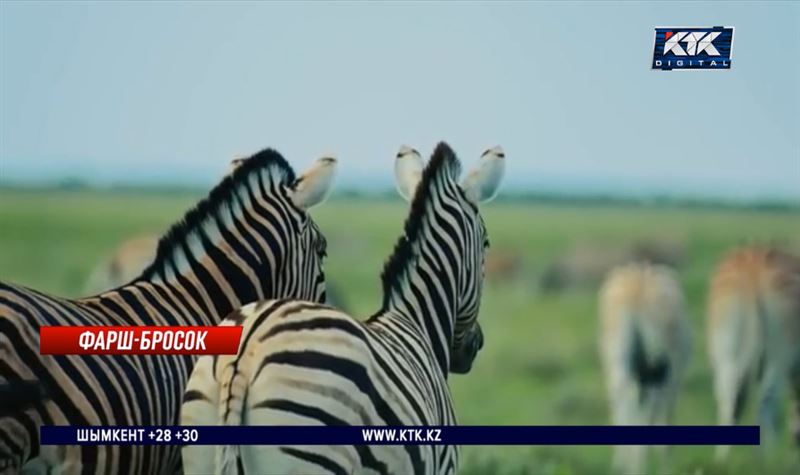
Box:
461 146 505 204
227 154 248 176
394 145 424 202
290 156 337 209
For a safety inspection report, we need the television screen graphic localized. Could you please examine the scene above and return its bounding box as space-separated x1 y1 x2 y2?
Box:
652 26 735 70
1 2 798 475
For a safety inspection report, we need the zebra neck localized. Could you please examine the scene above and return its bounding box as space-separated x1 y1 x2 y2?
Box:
132 203 292 325
381 258 457 377
92 279 228 327
153 240 278 324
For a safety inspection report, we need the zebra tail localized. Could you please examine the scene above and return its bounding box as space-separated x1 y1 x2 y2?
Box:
738 293 767 404
751 295 769 387
217 359 249 475
0 380 48 416
629 323 670 413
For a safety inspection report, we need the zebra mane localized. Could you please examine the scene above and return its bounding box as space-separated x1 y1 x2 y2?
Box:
139 148 296 281
379 141 462 307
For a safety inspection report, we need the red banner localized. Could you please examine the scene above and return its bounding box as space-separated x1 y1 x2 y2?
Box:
39 326 243 355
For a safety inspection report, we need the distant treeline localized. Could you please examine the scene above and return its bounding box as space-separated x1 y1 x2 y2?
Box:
0 181 205 197
1 181 798 212
335 188 800 212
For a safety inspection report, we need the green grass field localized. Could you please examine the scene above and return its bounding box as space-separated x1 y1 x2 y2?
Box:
1 188 799 474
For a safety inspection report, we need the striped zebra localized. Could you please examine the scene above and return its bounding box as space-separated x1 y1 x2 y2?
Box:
180 142 505 475
598 262 691 474
81 157 256 295
707 246 800 459
83 232 350 311
0 148 336 474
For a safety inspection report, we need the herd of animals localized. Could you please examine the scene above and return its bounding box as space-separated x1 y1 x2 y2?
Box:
0 142 798 475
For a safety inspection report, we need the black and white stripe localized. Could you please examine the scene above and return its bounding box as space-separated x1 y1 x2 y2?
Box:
181 142 505 475
0 148 335 474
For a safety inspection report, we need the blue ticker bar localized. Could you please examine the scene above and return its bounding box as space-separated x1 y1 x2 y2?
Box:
40 425 760 446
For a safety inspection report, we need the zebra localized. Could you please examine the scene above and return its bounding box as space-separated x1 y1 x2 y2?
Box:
598 262 692 475
82 217 347 313
707 246 800 459
83 232 350 311
180 141 505 475
80 157 267 295
0 148 337 474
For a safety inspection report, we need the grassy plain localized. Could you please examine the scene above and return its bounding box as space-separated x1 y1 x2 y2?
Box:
1 188 799 474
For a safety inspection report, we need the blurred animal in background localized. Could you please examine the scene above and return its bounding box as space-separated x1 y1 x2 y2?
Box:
484 248 525 283
83 234 160 294
540 237 686 293
180 142 505 475
628 237 686 268
707 246 800 459
541 243 628 292
599 262 692 475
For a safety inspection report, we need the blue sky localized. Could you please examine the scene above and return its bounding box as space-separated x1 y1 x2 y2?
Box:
1 1 798 199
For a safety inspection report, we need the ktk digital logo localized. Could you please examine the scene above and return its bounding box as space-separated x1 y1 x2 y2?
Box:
652 27 734 71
